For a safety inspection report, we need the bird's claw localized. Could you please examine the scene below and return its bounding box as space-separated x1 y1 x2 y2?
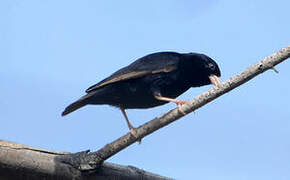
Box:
175 100 188 115
130 128 142 144
177 106 186 115
130 128 138 138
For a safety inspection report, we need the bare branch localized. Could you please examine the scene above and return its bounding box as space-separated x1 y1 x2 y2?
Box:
1 46 289 179
66 46 290 170
0 140 172 180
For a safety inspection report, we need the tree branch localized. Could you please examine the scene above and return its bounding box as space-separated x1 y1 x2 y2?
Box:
0 140 172 180
61 45 290 170
1 46 289 180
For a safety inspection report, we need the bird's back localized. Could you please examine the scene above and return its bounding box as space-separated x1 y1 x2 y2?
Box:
86 52 182 93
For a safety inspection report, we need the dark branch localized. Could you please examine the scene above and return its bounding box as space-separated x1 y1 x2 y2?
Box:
0 140 172 180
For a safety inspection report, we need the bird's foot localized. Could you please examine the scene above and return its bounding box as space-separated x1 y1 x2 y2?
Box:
130 128 142 144
130 128 138 138
175 100 188 115
121 108 142 143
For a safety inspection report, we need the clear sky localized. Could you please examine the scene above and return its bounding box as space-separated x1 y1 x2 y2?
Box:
1 1 290 179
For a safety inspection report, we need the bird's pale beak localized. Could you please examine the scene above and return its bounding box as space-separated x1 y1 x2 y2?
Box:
209 75 222 87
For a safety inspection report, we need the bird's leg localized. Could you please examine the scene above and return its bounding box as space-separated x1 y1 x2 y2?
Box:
154 94 187 115
121 108 133 129
120 108 136 135
120 108 142 143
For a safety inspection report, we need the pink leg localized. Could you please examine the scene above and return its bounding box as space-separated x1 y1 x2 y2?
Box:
154 95 188 115
120 108 142 143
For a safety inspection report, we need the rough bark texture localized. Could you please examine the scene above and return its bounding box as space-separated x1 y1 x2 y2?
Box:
0 140 172 180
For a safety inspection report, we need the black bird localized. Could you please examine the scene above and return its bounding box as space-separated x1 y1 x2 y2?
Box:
62 52 221 136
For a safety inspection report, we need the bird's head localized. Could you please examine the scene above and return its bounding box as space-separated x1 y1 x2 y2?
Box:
182 53 221 87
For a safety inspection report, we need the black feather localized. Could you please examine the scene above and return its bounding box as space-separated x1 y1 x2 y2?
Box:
62 52 221 115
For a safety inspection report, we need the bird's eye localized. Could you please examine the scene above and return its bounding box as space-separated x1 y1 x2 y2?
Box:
208 63 215 70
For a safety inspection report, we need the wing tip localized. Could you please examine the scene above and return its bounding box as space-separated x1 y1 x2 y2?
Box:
61 98 89 117
61 106 74 116
61 110 69 116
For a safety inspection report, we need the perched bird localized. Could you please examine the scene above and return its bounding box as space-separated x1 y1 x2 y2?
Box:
62 52 221 137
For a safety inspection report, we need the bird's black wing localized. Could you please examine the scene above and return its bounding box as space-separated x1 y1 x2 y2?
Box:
86 52 181 93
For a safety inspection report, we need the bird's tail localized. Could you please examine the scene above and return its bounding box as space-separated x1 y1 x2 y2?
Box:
62 93 93 116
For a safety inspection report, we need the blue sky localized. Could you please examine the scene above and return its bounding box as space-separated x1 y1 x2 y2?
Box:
1 1 290 179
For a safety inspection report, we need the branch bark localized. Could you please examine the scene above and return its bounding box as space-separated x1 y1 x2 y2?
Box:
62 46 290 170
0 140 172 180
